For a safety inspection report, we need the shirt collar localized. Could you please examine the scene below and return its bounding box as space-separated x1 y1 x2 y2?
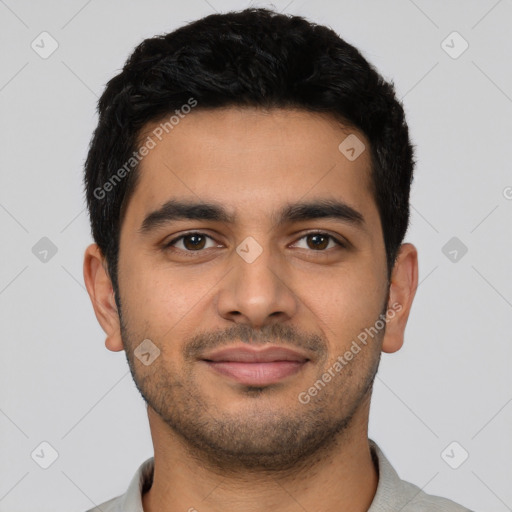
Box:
118 456 154 512
120 439 410 512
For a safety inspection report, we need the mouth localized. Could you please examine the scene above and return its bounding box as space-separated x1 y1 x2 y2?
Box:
200 345 310 386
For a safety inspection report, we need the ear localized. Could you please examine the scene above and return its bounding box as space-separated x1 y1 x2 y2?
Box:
381 243 418 354
83 243 124 352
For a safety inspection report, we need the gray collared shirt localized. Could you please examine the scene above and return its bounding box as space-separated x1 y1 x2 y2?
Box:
86 439 474 511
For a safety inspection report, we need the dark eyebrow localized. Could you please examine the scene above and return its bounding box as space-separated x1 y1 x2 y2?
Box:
138 200 235 235
275 199 365 229
138 198 365 235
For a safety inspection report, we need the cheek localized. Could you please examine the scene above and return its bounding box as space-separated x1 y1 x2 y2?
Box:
120 255 219 332
302 265 385 336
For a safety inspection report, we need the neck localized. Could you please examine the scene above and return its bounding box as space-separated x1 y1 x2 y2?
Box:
142 400 378 512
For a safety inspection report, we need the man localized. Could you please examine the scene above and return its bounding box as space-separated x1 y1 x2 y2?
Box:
82 7 473 512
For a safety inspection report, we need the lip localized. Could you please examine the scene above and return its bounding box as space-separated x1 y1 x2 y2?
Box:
201 345 310 363
204 361 307 386
202 345 309 386
201 345 310 386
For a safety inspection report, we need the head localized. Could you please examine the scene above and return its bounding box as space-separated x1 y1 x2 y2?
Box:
83 8 418 474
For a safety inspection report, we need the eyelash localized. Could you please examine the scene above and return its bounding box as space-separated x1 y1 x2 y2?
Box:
162 231 347 254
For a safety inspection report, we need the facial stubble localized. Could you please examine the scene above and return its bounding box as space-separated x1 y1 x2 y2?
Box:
118 303 385 478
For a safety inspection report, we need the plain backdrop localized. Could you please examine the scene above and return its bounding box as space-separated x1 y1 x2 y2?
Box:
1 1 511 511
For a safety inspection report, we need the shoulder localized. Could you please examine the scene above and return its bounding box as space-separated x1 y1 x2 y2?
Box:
84 494 123 512
398 477 474 511
83 456 154 512
368 440 474 512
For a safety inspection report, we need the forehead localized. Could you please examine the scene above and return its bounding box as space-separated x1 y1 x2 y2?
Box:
123 107 378 233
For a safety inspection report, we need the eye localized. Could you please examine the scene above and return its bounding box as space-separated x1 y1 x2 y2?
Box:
292 231 346 251
162 230 346 254
163 232 218 252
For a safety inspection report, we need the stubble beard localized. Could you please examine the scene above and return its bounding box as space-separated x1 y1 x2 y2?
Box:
119 312 383 477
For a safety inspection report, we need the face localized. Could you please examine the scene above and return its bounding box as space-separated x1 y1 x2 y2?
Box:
90 107 413 474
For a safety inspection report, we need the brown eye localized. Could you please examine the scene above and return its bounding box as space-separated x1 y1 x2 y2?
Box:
294 232 345 251
306 233 330 250
181 234 207 250
164 232 215 251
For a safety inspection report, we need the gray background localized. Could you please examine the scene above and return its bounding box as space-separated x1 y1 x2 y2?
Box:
1 0 511 511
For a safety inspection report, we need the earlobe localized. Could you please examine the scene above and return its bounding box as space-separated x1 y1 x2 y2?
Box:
381 243 418 354
83 243 125 352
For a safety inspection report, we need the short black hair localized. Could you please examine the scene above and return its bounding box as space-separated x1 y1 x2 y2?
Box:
84 7 414 303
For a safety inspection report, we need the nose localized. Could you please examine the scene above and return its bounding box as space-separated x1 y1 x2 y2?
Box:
215 238 299 329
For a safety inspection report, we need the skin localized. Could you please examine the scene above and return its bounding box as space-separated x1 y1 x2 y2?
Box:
83 107 418 512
